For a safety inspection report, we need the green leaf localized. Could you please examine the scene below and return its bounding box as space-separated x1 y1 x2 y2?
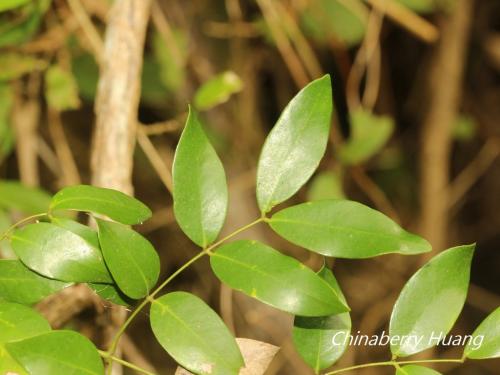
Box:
464 307 500 359
0 302 51 375
0 0 30 12
150 292 244 375
0 180 51 214
6 330 105 375
396 365 441 375
0 52 47 81
11 222 113 283
256 75 332 213
307 171 345 201
88 283 134 307
50 185 152 225
194 71 244 111
173 107 228 247
45 65 80 111
389 245 475 357
96 219 160 299
269 200 431 258
0 260 71 305
300 0 367 47
292 267 351 372
339 109 394 165
210 240 349 316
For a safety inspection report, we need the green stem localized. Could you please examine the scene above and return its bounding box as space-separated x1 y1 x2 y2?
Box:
324 361 394 374
205 217 265 254
324 358 465 374
99 350 157 375
105 249 207 368
0 213 47 241
105 216 265 370
397 358 465 366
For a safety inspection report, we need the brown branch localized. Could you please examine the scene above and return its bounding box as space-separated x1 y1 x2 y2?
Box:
47 109 81 187
13 77 41 187
419 0 474 253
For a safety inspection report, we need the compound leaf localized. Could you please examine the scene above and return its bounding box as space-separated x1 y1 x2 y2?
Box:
173 107 228 247
210 240 349 316
464 307 500 359
389 245 475 357
150 292 244 375
97 219 160 299
292 267 351 372
50 185 151 225
11 223 112 283
0 260 71 305
396 365 441 374
269 200 431 258
256 75 332 213
6 330 104 375
0 302 51 375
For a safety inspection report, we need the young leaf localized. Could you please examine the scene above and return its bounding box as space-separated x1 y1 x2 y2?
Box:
172 107 228 247
96 219 160 299
269 200 431 258
0 180 51 214
0 0 30 12
194 71 244 110
88 283 134 307
396 365 442 374
300 0 367 47
210 240 349 316
0 52 46 81
6 330 105 375
50 185 152 225
256 75 333 213
292 267 351 373
0 302 51 375
307 171 345 201
389 245 475 357
339 109 394 165
11 223 113 283
0 260 71 305
45 65 80 111
150 292 244 375
464 307 500 359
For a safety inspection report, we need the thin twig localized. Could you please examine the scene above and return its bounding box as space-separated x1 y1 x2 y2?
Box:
47 109 81 187
448 138 500 208
255 0 309 87
366 0 439 43
66 0 104 63
136 128 173 193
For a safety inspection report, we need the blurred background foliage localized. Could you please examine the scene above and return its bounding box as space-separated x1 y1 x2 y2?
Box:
0 0 499 374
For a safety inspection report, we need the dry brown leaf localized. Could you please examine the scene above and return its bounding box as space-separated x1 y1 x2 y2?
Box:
175 338 279 375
